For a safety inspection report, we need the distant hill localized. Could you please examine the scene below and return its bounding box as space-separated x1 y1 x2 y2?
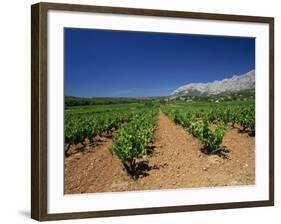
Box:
65 70 255 107
171 70 255 97
65 96 166 107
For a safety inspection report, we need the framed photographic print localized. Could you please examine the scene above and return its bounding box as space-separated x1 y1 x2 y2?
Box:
31 2 274 221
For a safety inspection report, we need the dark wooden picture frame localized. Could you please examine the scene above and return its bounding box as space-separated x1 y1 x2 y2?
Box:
31 2 274 221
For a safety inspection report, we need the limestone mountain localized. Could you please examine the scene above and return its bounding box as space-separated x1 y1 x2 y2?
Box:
171 70 255 97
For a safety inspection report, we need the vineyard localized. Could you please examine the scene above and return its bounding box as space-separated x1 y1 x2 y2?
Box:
64 101 255 193
162 102 255 157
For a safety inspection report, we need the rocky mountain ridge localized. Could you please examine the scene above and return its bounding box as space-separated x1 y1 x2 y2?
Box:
171 70 255 96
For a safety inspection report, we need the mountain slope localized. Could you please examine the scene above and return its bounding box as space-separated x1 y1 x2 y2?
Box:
171 70 255 96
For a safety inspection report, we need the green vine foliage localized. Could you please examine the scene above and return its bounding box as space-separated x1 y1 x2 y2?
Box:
199 120 227 152
163 103 253 153
112 111 157 176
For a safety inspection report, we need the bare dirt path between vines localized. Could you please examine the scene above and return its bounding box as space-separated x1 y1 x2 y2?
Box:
65 112 255 194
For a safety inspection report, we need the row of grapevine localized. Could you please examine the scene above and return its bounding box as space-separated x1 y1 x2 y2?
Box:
164 104 255 133
111 110 158 178
64 110 136 155
163 103 255 154
165 109 227 154
204 106 255 133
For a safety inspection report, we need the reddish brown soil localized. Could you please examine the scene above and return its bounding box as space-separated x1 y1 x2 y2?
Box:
64 136 124 194
64 112 255 194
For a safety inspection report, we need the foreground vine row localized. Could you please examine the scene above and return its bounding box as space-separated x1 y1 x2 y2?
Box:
112 110 158 178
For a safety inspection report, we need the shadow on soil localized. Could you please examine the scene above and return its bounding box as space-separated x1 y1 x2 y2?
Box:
65 136 112 157
237 128 255 137
200 146 230 159
147 145 156 155
124 160 163 180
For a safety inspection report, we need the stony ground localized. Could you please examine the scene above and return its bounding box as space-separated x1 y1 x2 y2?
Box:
64 112 255 194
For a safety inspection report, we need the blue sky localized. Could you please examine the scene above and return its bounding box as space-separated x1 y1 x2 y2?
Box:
65 28 255 97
